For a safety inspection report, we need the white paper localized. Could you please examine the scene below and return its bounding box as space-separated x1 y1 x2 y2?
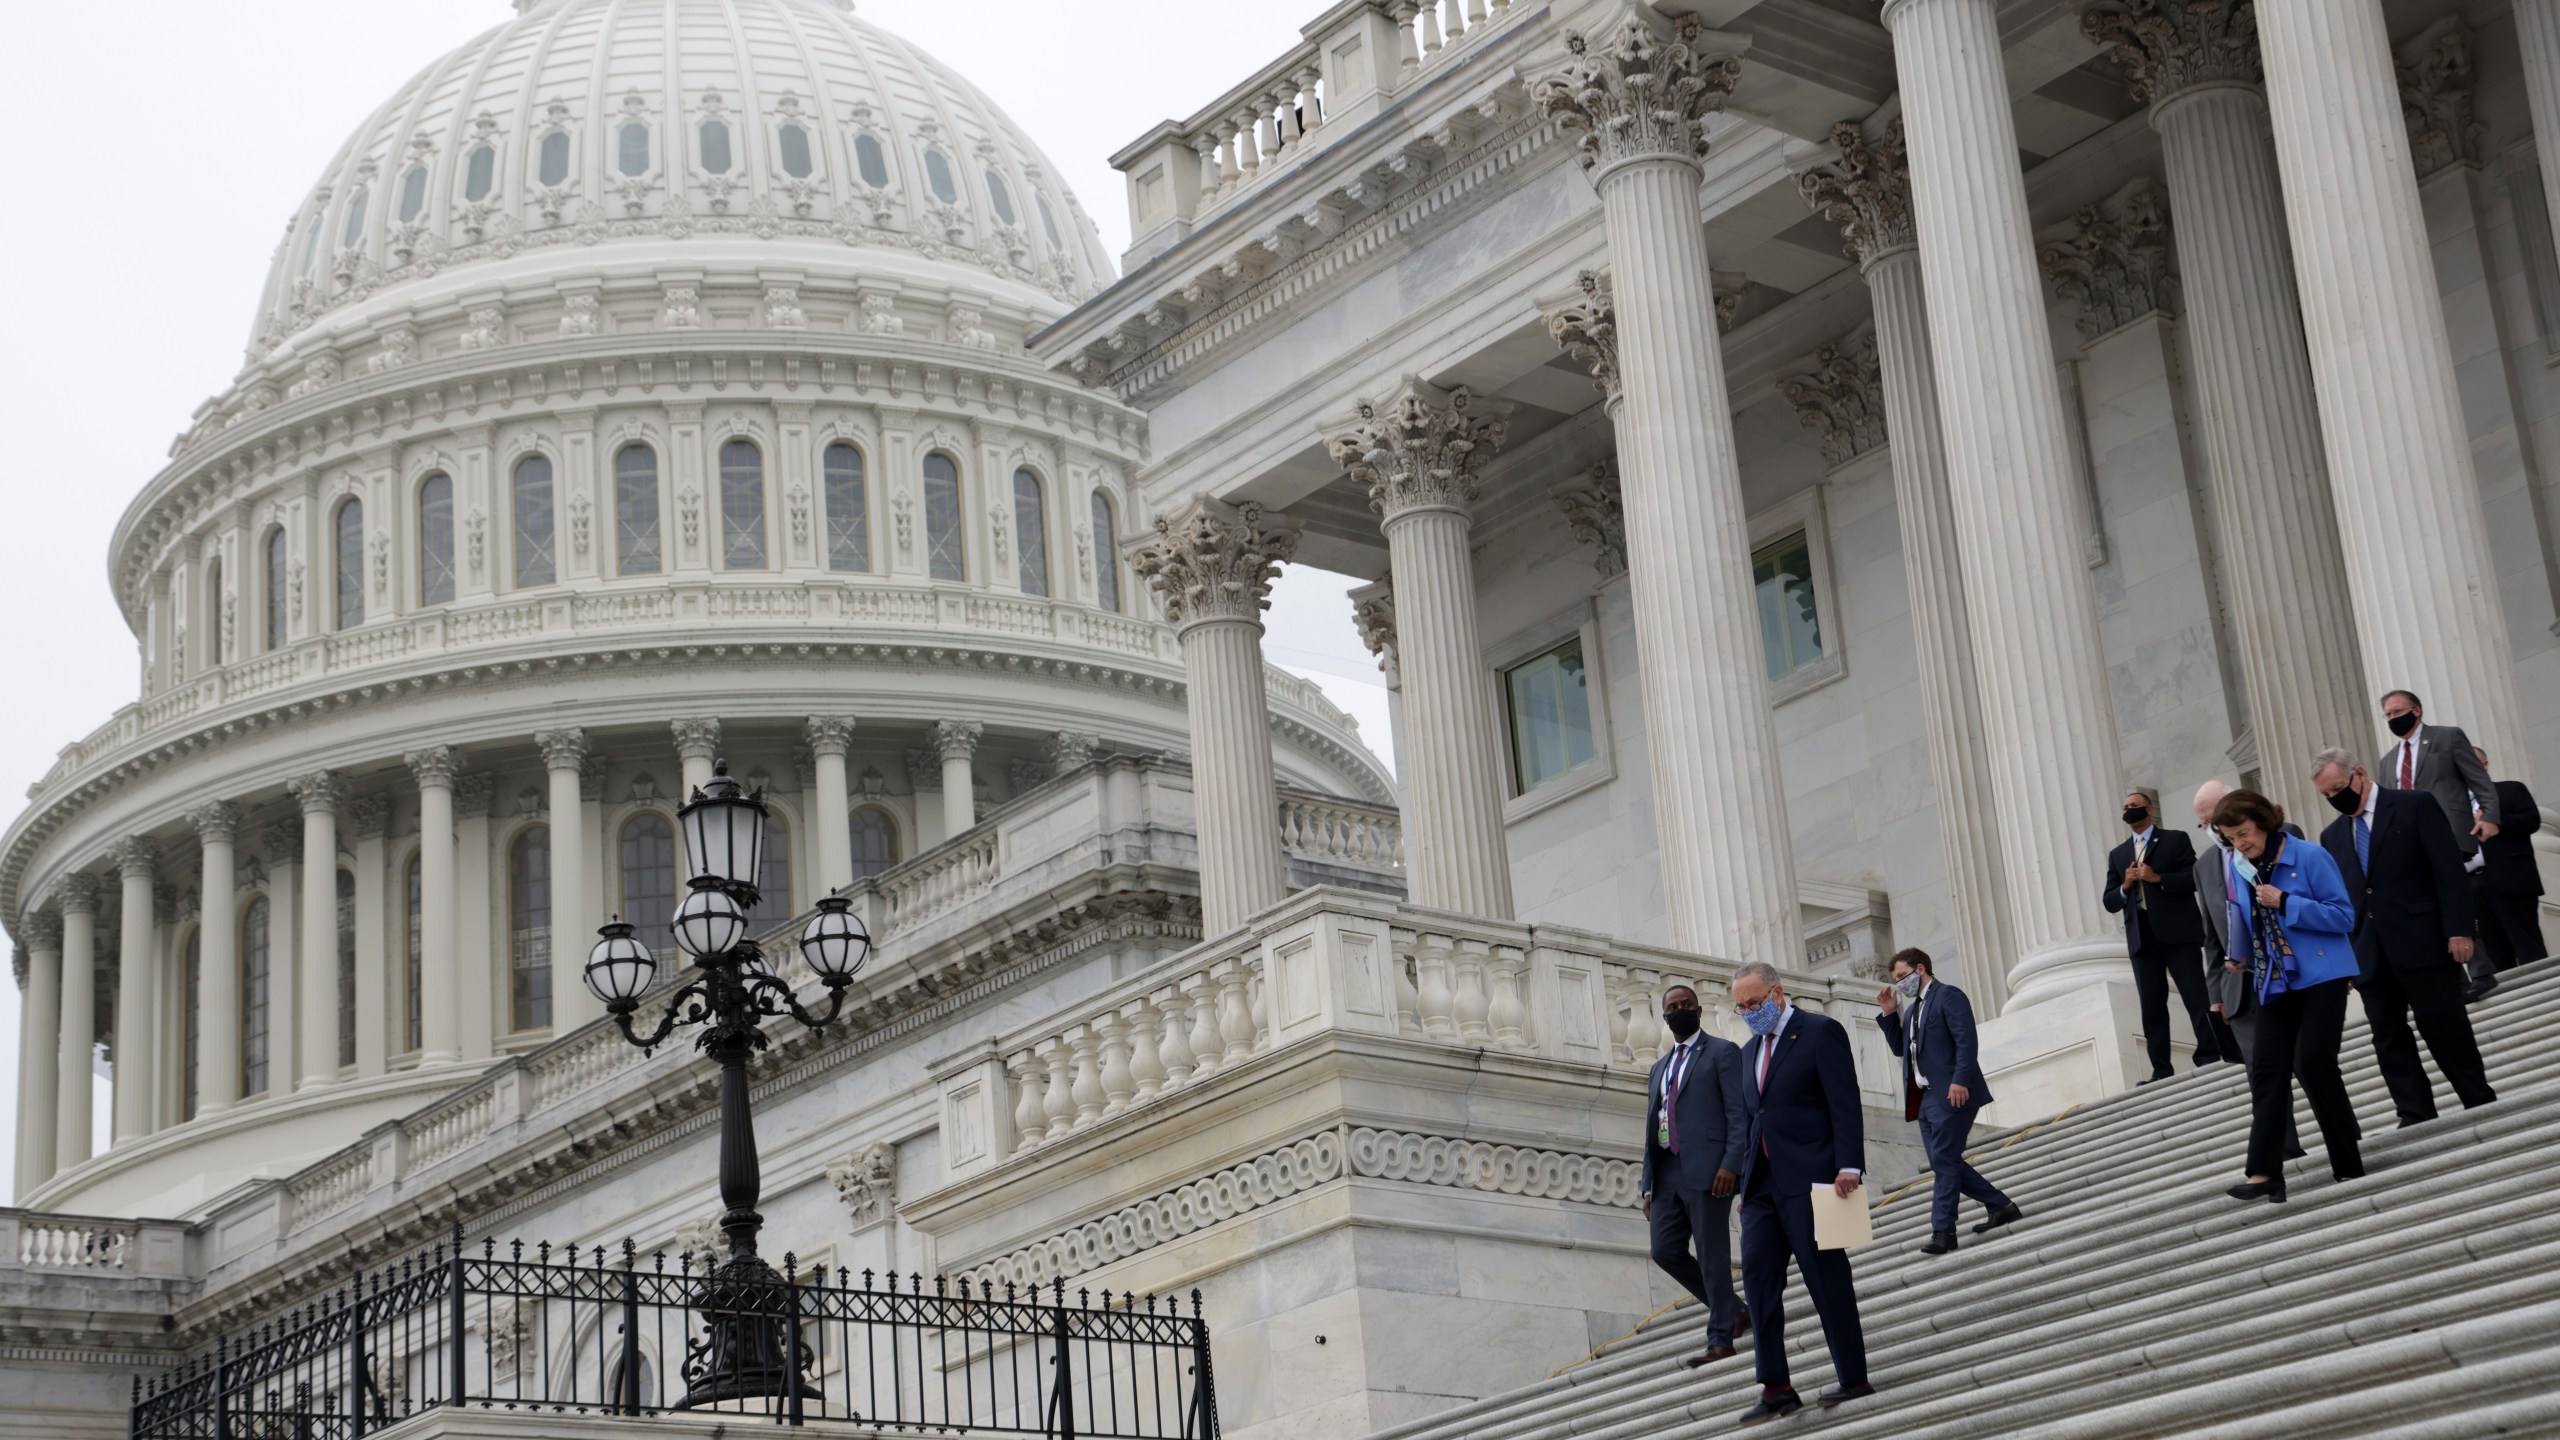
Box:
1811 1182 1872 1250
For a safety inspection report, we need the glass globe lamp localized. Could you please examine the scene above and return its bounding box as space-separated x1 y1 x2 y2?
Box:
679 759 768 889
673 880 749 961
799 892 872 984
584 918 657 1006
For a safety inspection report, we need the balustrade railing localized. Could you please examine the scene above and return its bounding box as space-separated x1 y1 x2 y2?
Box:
1277 793 1402 872
882 827 1002 934
17 1213 139 1271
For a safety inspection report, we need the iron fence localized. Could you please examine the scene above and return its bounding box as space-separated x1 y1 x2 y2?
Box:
131 1228 1217 1439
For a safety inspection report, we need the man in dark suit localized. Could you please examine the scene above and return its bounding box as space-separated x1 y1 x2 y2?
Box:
2193 780 2302 1165
1728 961 1870 1423
2376 690 2501 1000
2102 788 2227 1080
2314 748 2497 1126
1640 984 1752 1366
2469 747 2547 978
1874 948 2020 1256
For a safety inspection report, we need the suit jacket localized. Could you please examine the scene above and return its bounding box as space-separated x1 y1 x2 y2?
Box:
2103 825 2205 951
1874 980 1991 1119
2480 779 2546 897
2378 723 2497 857
1641 1034 1750 1196
2320 786 2476 978
1738 1009 1867 1200
2199 824 2305 1017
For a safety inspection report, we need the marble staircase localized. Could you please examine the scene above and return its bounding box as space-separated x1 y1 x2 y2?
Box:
1367 957 2560 1439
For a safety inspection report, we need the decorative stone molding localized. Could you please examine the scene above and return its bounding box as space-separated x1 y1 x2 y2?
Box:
1795 119 1917 269
805 715 857 759
348 795 392 842
949 306 999 351
1007 758 1046 792
670 717 722 764
1128 497 1300 628
1547 461 1628 580
534 727 590 772
905 750 942 791
259 822 302 866
762 286 806 329
1532 14 1743 174
625 771 661 804
186 800 244 844
457 306 509 352
365 326 418 373
50 872 100 916
454 772 499 817
1327 379 1510 521
2397 17 2481 178
1714 273 1745 334
111 837 159 881
1543 270 1619 403
287 769 345 816
658 286 702 330
1780 332 1889 466
2078 0 2260 106
557 294 601 338
827 1142 898 1229
860 293 904 335
1350 576 1396 667
2038 177 2179 340
1344 1127 1642 1206
1043 730 1098 772
22 910 62 949
404 746 460 789
933 720 983 761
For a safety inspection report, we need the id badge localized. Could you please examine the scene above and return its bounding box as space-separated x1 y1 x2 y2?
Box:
1657 1108 1671 1148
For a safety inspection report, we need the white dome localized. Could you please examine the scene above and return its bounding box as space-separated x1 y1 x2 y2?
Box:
247 0 1114 362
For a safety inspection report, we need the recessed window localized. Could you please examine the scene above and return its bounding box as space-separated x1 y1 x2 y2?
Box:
621 813 677 954
923 148 957 204
1505 637 1596 794
618 122 650 177
1013 469 1049 597
206 558 225 667
850 807 900 880
404 853 422 1053
719 439 766 569
615 443 661 576
538 130 571 186
1752 529 1823 683
464 144 496 202
509 826 552 1031
513 454 557 587
398 164 428 223
1089 490 1120 613
335 869 357 1069
333 497 364 630
923 452 965 581
779 123 813 178
986 168 1017 225
747 812 792 929
419 473 456 606
855 133 889 188
182 928 201 1120
823 442 868 573
263 527 289 651
242 896 271 1098
700 118 733 174
1036 191 1063 250
341 188 368 248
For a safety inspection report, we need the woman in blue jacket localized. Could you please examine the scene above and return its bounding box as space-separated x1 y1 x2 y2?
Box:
2212 789 2365 1201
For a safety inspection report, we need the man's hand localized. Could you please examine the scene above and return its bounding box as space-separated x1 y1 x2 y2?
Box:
1876 985 1898 1015
1712 1168 1737 1199
2450 935 2475 964
1642 1194 1652 1220
1946 1083 1970 1108
2210 1001 2226 1017
2224 962 2245 973
2475 817 2501 842
1833 1171 1861 1199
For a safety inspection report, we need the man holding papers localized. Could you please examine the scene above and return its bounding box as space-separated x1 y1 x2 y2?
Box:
1729 961 1874 1423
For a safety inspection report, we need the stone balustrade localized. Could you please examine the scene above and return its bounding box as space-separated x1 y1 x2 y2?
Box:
1277 791 1404 872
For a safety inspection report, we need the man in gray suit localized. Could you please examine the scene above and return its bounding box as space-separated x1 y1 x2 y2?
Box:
2376 690 2501 1000
1641 985 1752 1366
2193 780 2301 1165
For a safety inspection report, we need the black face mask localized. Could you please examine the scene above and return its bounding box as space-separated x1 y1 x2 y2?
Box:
1662 1008 1703 1041
2325 784 2362 815
2123 806 2150 826
2388 712 2419 737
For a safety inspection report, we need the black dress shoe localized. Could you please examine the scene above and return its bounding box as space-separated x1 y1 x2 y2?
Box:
1685 1343 1739 1368
1921 1230 1959 1255
1819 1382 1877 1408
2463 976 2499 1004
1973 1202 2025 1235
2140 1070 2174 1085
2226 1176 2286 1203
1734 1305 1749 1331
1738 1389 1804 1425
2331 1150 2366 1182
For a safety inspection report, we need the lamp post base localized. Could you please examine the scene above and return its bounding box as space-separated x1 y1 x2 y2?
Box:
675 1255 821 1408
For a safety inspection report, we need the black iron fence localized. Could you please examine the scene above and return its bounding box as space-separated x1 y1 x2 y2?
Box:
131 1229 1218 1439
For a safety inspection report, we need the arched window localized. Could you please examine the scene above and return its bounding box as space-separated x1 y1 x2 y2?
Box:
1090 490 1121 614
263 527 289 651
620 813 678 955
986 168 1017 225
923 148 957 204
1036 191 1063 250
398 164 429 223
334 498 365 630
1013 470 1049 597
823 442 868 573
464 144 497 202
242 896 271 1098
206 558 225 667
182 928 202 1120
403 852 422 1053
336 869 357 1069
779 123 813 178
419 473 457 605
618 122 651 177
923 453 965 581
537 130 571 187
509 826 552 1031
616 444 662 576
747 812 792 930
514 454 557 587
854 134 889 188
719 440 766 569
341 188 369 248
700 118 733 174
850 807 900 881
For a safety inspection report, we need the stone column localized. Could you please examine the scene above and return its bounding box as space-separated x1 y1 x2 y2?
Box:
2078 0 2371 824
2517 0 2560 297
55 874 99 1172
2253 0 2531 776
18 916 62 1192
1534 16 1805 965
1797 120 2017 1007
349 795 390 1077
453 773 498 1058
537 728 592 1029
672 718 721 800
1877 0 2132 1009
259 821 302 1094
403 749 462 1064
111 838 159 1143
1330 380 1516 919
807 717 857 894
289 769 343 1090
1130 498 1300 935
934 721 984 838
188 801 242 1111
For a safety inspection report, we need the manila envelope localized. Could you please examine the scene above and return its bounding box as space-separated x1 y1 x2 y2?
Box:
1811 1182 1873 1250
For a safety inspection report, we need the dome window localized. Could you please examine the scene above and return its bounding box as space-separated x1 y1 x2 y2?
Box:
537 130 571 187
1090 490 1121 613
419 473 456 606
333 498 364 631
779 123 814 179
923 148 957 204
986 169 1017 226
618 122 650 177
1013 469 1048 597
923 452 965 581
855 133 889 188
398 164 428 223
823 442 868 573
616 443 661 576
464 143 496 202
300 224 323 277
341 188 368 248
719 439 766 569
700 118 733 175
1036 191 1063 250
514 453 557 588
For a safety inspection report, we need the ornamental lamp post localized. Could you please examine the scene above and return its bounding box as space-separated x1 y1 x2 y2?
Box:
582 759 873 1408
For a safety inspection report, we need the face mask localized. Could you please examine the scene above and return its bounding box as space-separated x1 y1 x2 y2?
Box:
2123 806 2149 826
1894 973 1924 1001
2388 712 2419 737
1740 998 1785 1036
2325 784 2362 815
1661 1008 1702 1041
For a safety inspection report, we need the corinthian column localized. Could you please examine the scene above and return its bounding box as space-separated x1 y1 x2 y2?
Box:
934 721 983 838
188 801 243 1109
2255 0 2532 777
1879 0 2131 1008
537 728 592 1029
2518 0 2560 265
1130 498 1300 935
111 838 159 1143
807 717 857 894
672 719 721 799
18 914 63 1190
403 749 461 1064
1330 381 1515 918
1797 120 2016 1007
1534 15 1804 966
288 769 344 1090
2080 0 2370 823
55 874 99 1171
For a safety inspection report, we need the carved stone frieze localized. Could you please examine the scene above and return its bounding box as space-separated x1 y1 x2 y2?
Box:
1349 575 1396 667
905 749 943 791
763 285 806 329
828 1142 899 1229
670 717 722 763
933 720 984 761
2078 0 2260 106
1327 379 1510 521
1779 332 1889 466
348 794 392 842
2397 17 2481 178
1043 730 1098 772
534 727 591 772
1127 497 1300 628
2038 177 2179 339
187 799 244 844
805 715 857 759
1547 461 1628 580
287 769 346 816
1532 14 1744 174
1795 119 1916 269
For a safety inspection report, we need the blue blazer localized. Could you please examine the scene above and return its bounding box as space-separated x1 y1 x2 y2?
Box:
2227 831 2360 995
1642 1035 1750 1196
1874 980 1991 1117
1737 1009 1866 1199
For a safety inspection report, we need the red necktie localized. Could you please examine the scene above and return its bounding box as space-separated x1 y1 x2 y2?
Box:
2400 741 2414 791
1757 1036 1775 1156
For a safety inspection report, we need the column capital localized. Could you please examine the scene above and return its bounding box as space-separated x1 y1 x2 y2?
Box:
1350 575 1397 665
2397 16 2482 178
671 717 723 762
404 746 461 790
454 772 500 817
2037 176 2179 340
1129 496 1301 628
535 727 591 772
805 716 858 759
2080 0 2261 107
287 769 346 816
1795 119 1916 269
1328 379 1511 522
50 874 99 917
1547 461 1629 580
348 794 393 842
581 753 609 803
1532 12 1742 178
1043 730 1098 771
187 799 244 844
23 911 62 950
1543 270 1621 404
933 720 984 761
1779 331 1889 466
111 837 160 881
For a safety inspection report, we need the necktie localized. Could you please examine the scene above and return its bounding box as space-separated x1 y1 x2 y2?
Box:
2356 813 2371 874
1663 1043 1690 1153
1758 1034 1775 1090
2134 833 2150 911
2400 741 2415 791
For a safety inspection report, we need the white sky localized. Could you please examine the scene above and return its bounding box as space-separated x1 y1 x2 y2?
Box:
0 0 1394 1202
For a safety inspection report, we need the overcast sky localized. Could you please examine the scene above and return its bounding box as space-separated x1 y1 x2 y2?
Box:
0 0 1395 1200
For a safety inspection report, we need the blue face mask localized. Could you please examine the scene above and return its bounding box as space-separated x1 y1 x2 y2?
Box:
1739 998 1785 1036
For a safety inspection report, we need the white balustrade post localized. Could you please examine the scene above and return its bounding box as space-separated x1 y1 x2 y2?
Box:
1038 1035 1076 1136
111 839 159 1143
1009 1050 1048 1149
1096 1012 1135 1115
1451 937 1493 1042
1182 972 1224 1077
1412 932 1458 1040
1154 986 1196 1089
189 801 243 1109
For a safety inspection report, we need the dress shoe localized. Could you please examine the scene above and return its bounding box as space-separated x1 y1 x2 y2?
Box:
2463 976 2499 1004
1685 1343 1739 1368
1737 1389 1803 1425
2331 1151 2366 1183
2396 1116 2437 1130
2140 1070 2174 1085
1973 1202 2025 1235
1921 1230 1959 1255
2226 1176 2286 1203
1734 1305 1749 1331
1819 1382 1877 1408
